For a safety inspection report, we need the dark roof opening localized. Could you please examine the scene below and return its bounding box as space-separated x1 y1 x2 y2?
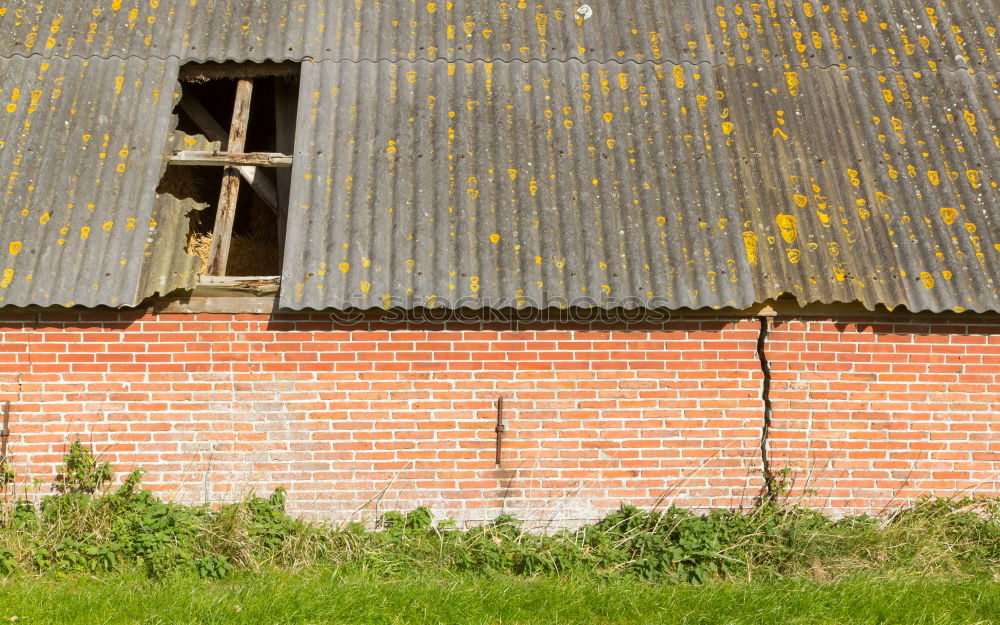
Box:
158 62 299 280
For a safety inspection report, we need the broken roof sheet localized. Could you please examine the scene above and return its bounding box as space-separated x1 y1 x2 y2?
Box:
281 59 1000 313
0 55 198 308
0 1 996 71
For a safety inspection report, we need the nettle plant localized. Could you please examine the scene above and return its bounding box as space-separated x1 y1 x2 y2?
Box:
0 440 302 579
54 439 112 494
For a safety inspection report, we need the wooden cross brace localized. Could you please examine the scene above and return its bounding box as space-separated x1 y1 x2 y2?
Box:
205 79 254 277
171 78 295 277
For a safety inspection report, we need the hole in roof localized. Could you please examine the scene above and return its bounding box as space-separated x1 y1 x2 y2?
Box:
158 62 301 279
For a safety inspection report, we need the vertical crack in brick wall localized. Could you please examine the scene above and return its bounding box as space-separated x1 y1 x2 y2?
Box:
756 316 775 503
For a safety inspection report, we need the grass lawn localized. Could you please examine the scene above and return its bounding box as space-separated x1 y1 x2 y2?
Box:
1 571 998 625
5 454 1000 624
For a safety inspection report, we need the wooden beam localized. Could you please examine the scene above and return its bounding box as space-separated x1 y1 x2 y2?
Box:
274 79 298 263
153 294 280 314
178 97 280 214
206 79 253 277
179 97 230 144
198 275 280 296
169 151 292 167
198 275 280 286
234 160 278 212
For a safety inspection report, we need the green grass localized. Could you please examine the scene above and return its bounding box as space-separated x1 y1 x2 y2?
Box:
4 445 1000 624
0 571 998 625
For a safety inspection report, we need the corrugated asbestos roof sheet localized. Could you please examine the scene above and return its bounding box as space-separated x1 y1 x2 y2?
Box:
723 65 1000 313
280 59 1000 313
0 1 996 71
0 55 198 308
2 1 999 312
281 60 756 311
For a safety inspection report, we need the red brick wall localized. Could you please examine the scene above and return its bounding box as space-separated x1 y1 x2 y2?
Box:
766 317 1000 513
0 311 764 525
0 310 997 523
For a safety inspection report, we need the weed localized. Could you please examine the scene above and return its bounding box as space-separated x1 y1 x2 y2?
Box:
54 439 112 495
0 463 12 491
1 442 999 583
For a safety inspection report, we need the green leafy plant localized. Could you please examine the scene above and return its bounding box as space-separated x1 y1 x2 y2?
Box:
2 440 1000 583
0 545 14 576
54 439 112 494
0 462 12 490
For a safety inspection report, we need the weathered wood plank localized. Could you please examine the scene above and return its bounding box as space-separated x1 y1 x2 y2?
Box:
198 275 279 287
206 79 253 276
169 151 292 167
153 294 280 314
179 97 229 144
198 275 280 296
178 97 281 213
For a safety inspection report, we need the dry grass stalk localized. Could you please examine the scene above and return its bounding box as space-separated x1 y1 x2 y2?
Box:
187 231 279 277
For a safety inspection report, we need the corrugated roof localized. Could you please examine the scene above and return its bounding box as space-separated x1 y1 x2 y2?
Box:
0 1 995 71
281 59 756 311
280 59 1000 313
722 64 1000 313
0 54 198 308
1 1 998 313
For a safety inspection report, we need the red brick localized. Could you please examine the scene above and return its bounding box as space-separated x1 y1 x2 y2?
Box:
1 312 997 523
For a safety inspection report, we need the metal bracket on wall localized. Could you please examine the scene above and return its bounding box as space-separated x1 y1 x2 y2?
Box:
495 398 506 468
